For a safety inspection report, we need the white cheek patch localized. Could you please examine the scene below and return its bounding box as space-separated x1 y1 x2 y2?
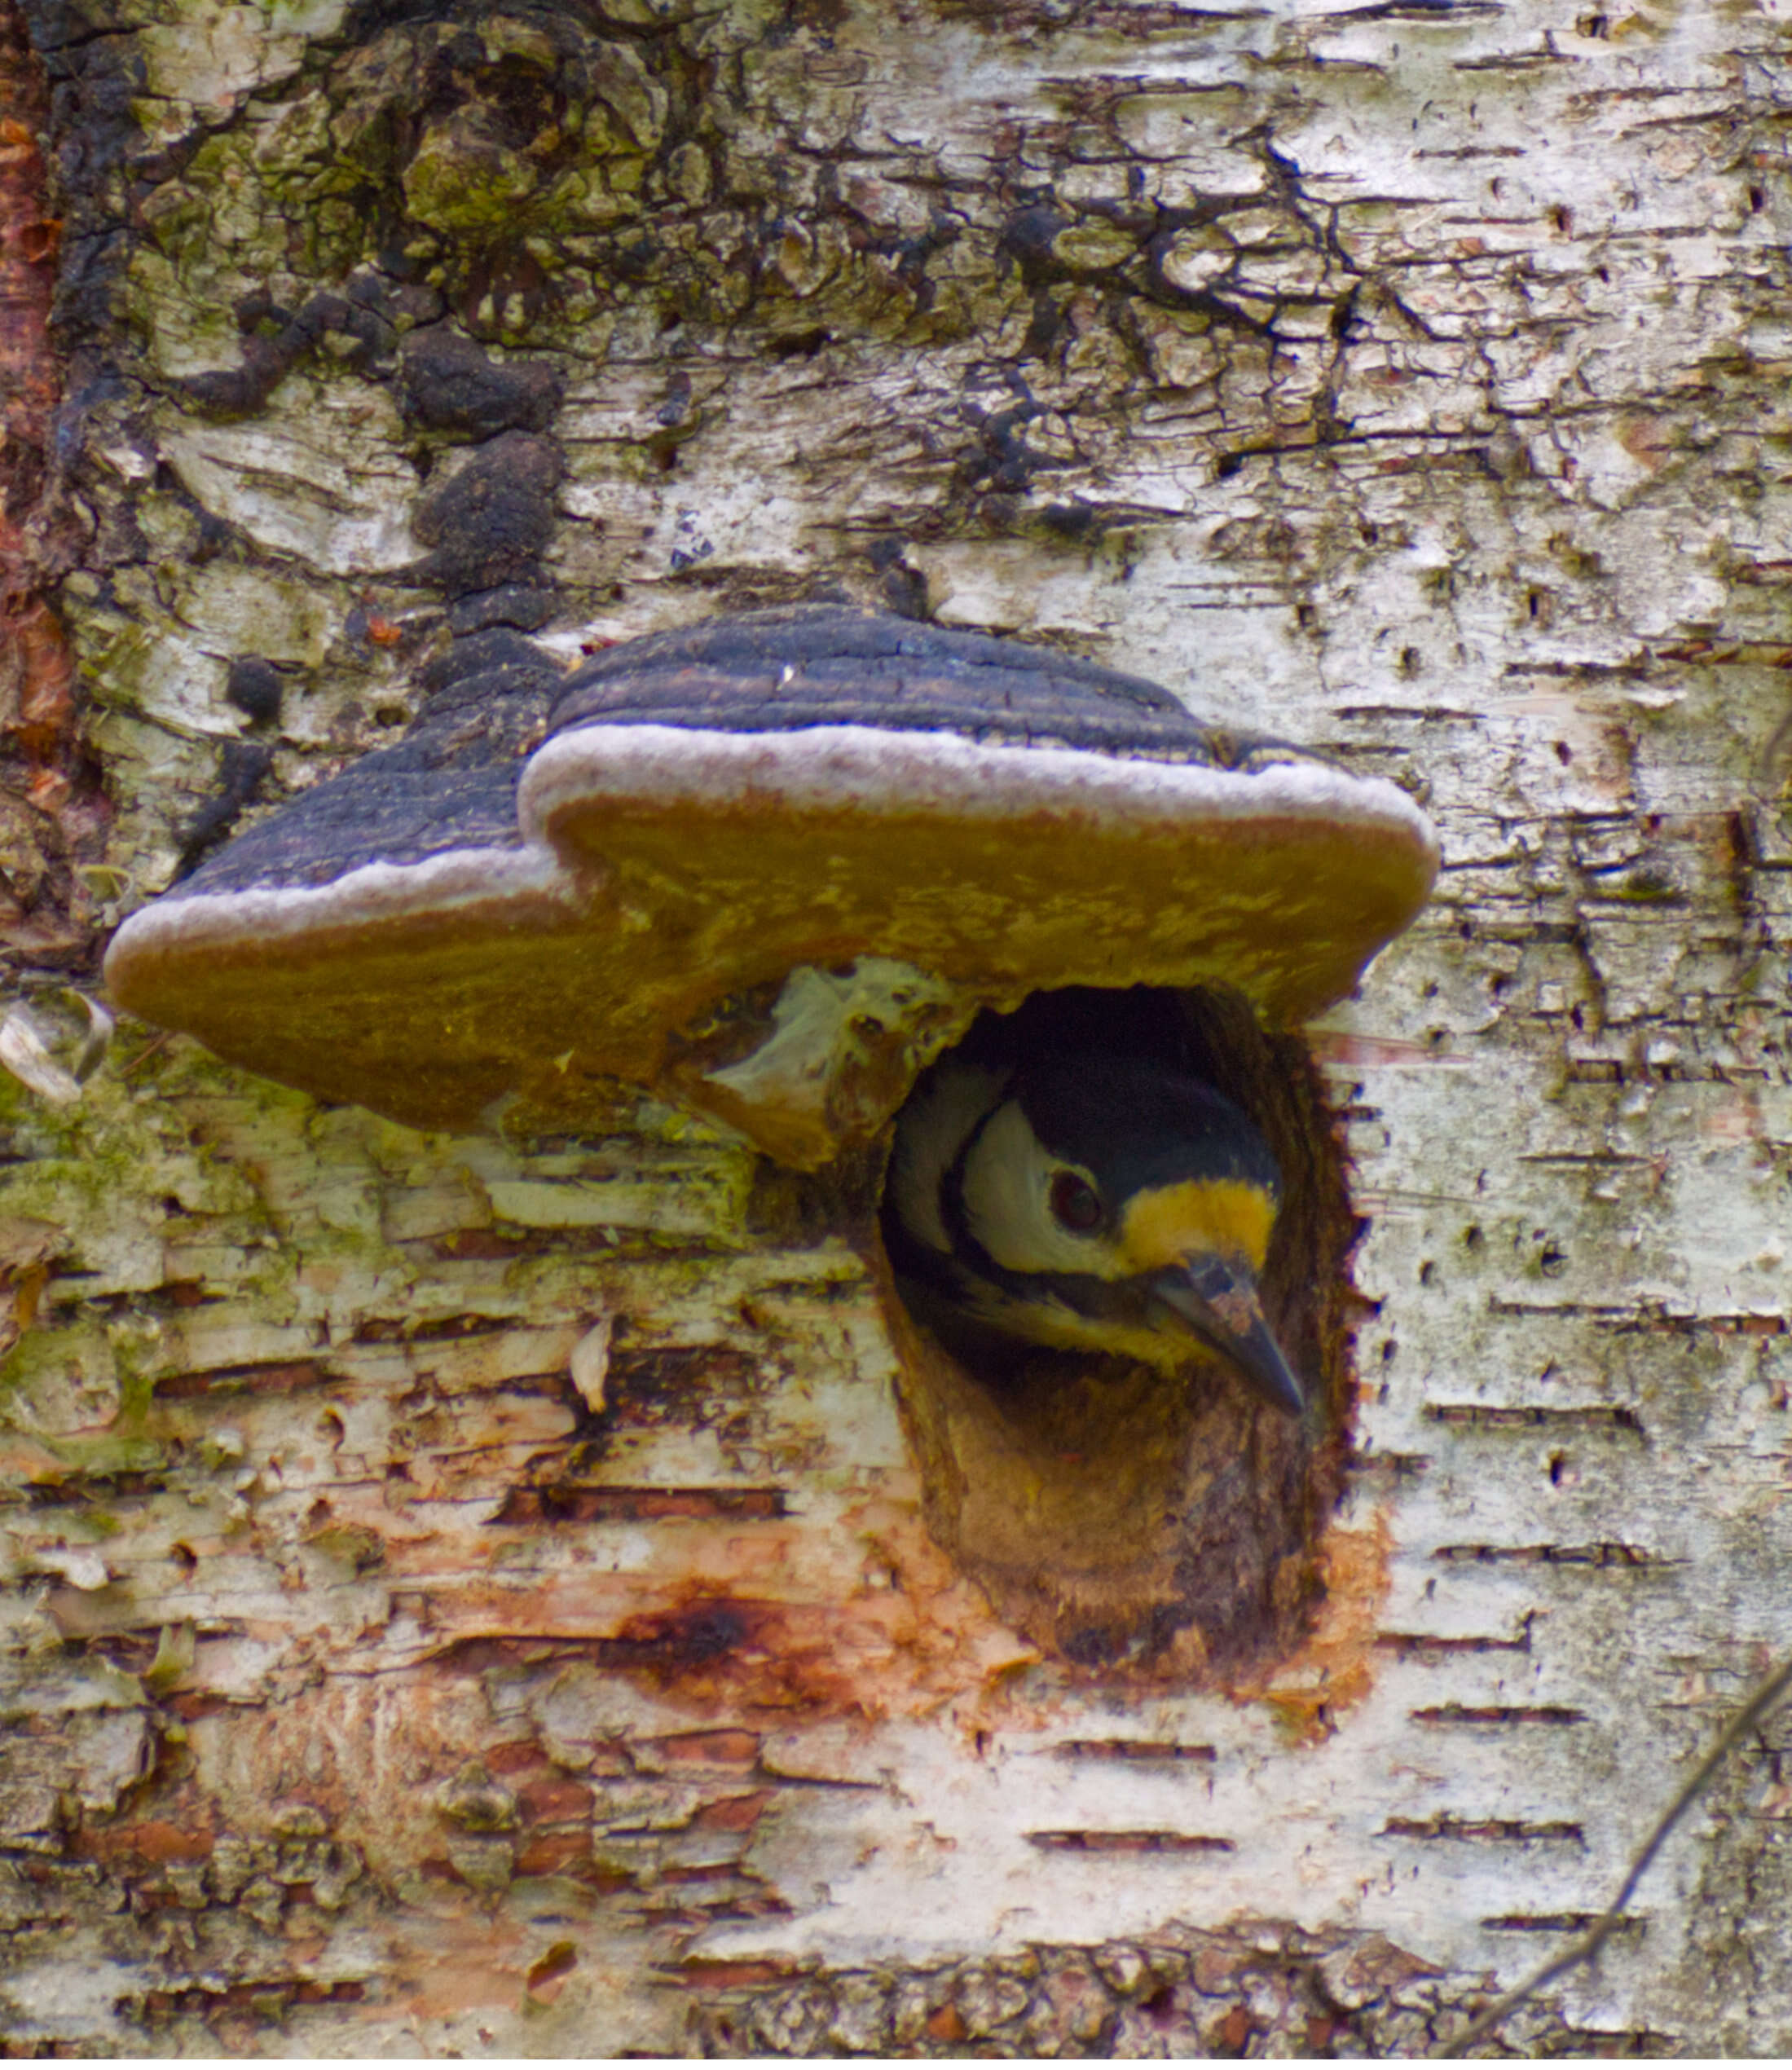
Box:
888 1061 1010 1255
960 1101 1115 1277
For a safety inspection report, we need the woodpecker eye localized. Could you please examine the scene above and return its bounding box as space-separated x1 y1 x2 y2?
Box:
1049 1170 1103 1232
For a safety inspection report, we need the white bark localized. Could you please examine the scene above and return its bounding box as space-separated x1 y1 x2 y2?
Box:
3 0 1790 2052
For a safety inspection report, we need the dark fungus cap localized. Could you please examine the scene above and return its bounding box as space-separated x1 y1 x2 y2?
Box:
103 606 1440 1166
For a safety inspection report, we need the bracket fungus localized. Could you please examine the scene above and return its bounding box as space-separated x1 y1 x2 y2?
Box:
105 605 1436 1167
106 604 1438 1671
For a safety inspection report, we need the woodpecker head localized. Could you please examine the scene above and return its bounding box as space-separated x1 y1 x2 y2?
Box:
882 1048 1304 1416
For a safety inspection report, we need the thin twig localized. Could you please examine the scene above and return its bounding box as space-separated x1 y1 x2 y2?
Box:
118 1031 172 1077
1433 1649 1792 2058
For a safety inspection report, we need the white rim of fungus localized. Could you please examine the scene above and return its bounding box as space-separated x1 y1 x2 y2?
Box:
104 843 573 967
520 722 1439 855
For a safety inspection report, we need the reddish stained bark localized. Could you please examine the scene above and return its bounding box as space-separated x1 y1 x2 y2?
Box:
677 1959 802 1989
1218 2006 1254 2052
649 1729 764 1769
927 2002 968 2042
513 1830 595 1877
0 21 57 556
78 1818 216 1866
0 1 97 969
691 1790 771 1831
513 1773 593 1822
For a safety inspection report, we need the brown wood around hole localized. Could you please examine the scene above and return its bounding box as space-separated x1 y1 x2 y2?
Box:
874 984 1359 1675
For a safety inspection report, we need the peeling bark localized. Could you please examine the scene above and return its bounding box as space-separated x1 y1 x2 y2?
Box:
0 0 93 971
2 0 1790 2053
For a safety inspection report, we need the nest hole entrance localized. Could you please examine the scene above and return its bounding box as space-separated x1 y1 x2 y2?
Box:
872 984 1358 1676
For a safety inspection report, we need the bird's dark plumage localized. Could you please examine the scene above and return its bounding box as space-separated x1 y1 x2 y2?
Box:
1007 1059 1280 1205
882 1033 1304 1416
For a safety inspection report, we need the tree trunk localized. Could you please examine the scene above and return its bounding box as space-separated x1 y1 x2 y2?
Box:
2 0 1788 2053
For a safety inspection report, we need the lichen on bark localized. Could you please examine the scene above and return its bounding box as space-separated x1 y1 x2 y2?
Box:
2 0 1791 2053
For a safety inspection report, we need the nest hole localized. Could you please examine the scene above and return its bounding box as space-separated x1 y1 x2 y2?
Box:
870 984 1358 1677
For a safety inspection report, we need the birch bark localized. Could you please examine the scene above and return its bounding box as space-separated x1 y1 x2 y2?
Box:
2 0 1789 2053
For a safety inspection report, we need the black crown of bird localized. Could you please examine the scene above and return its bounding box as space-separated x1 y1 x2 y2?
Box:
881 1034 1304 1418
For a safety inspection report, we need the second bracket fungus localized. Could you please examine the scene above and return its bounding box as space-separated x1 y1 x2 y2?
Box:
105 606 1437 1169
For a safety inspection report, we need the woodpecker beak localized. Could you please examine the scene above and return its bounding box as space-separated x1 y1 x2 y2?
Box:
1152 1258 1305 1417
